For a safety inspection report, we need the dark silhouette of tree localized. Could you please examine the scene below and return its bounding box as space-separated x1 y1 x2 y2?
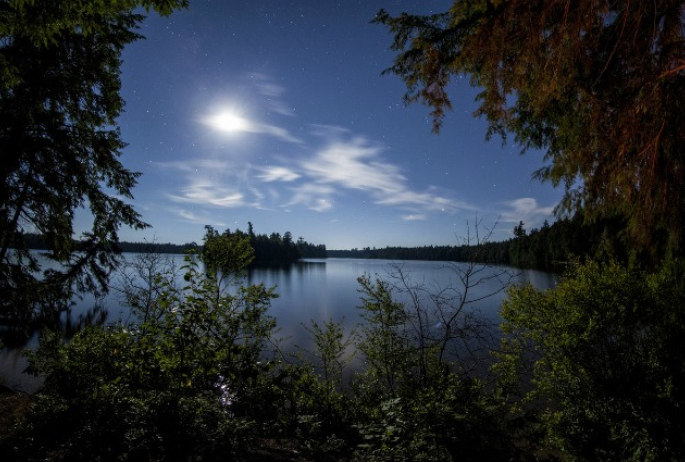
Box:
513 222 526 239
296 236 327 258
328 211 632 271
203 224 325 266
0 1 188 327
376 1 685 257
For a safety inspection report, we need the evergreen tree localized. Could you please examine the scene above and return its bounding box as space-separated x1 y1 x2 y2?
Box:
0 1 188 327
376 1 685 257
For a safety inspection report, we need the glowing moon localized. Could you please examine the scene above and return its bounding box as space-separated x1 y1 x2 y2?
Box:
207 111 250 133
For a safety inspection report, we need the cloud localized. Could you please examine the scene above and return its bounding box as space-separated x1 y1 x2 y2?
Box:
157 158 233 173
202 115 302 143
161 125 474 221
302 138 399 191
200 73 302 143
297 129 473 214
169 180 246 208
500 198 555 227
257 166 301 182
173 208 228 227
251 73 295 117
309 124 351 139
218 125 476 216
160 159 268 210
284 183 335 212
249 123 302 143
248 186 266 201
375 188 470 212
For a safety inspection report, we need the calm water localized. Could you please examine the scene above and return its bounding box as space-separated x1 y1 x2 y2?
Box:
0 254 557 393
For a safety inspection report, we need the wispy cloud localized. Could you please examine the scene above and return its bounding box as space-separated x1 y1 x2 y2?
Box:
245 122 302 144
500 198 555 227
403 214 427 221
173 207 228 227
157 158 233 173
284 183 335 212
251 73 295 117
160 125 474 220
200 73 302 144
295 128 473 214
258 166 301 182
169 180 246 208
201 115 302 144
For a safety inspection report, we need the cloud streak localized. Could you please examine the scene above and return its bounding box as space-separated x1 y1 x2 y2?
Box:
245 122 302 144
257 166 301 182
173 207 228 228
252 73 295 117
169 180 246 208
403 214 427 221
284 183 336 212
500 198 555 228
296 129 473 214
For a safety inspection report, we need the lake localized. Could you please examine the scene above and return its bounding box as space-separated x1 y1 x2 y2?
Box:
0 254 557 393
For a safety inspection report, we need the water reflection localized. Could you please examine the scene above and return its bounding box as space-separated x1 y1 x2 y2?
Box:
1 255 557 393
0 298 109 392
249 258 557 359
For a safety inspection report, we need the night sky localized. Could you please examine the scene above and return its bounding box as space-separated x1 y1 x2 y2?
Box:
101 0 564 249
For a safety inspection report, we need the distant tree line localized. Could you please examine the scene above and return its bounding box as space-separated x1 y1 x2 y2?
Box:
22 224 327 266
118 241 198 254
328 210 634 272
24 210 636 272
21 233 197 255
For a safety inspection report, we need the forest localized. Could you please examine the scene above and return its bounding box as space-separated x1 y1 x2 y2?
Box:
329 209 633 272
2 1 685 461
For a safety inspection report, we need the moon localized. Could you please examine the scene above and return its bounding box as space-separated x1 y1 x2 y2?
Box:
206 111 250 133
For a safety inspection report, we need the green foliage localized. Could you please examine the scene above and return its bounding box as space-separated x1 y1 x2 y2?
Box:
250 230 300 266
351 269 522 461
20 232 199 255
201 225 255 278
4 255 278 461
304 318 356 394
498 260 685 461
277 319 358 458
248 225 301 265
376 1 685 254
354 377 517 462
355 275 412 396
0 0 187 328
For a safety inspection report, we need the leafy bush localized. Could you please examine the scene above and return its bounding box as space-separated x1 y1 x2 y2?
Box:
351 273 522 462
499 260 685 461
3 254 278 462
